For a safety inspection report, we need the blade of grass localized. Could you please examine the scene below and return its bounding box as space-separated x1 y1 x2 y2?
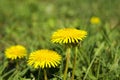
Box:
83 42 104 80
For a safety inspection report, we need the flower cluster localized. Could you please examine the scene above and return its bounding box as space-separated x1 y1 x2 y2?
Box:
4 27 87 80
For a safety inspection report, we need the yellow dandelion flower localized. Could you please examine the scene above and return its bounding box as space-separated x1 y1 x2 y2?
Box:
27 49 61 69
5 45 27 60
90 16 101 24
51 28 87 44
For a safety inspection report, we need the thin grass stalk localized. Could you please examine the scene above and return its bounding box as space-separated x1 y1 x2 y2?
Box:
83 43 104 80
97 61 100 79
83 53 96 80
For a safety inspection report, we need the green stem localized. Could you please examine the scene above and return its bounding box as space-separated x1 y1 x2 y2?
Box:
44 69 48 80
16 59 20 70
63 47 71 80
71 47 77 80
38 68 40 80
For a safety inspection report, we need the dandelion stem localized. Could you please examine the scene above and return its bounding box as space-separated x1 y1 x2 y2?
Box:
16 61 19 70
16 59 20 71
71 47 77 80
64 47 70 80
38 68 40 80
44 69 48 80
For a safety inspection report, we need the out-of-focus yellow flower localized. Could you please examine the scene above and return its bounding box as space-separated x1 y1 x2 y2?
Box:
5 45 27 60
51 28 87 44
90 16 101 24
27 49 61 69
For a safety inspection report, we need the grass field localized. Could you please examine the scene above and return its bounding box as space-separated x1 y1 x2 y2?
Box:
0 0 120 80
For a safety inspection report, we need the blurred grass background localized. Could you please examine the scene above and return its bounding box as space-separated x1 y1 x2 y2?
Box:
0 0 120 80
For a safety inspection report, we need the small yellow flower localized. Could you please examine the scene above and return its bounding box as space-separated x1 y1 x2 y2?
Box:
5 45 27 60
90 16 101 24
51 28 87 44
27 49 61 69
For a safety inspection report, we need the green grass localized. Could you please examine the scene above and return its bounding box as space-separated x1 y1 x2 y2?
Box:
0 0 120 80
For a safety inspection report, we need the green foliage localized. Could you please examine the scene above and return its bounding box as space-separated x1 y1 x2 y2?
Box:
0 0 120 80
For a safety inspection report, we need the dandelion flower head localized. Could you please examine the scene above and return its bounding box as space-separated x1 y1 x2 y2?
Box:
90 16 101 24
28 49 61 69
51 28 87 44
5 45 27 60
